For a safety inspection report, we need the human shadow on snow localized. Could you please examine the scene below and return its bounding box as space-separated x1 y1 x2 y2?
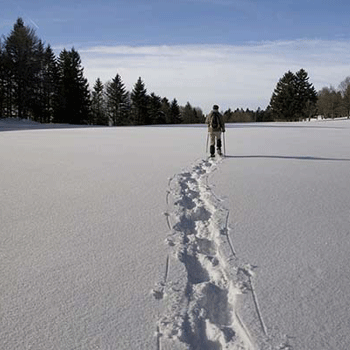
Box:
224 155 350 162
225 122 349 130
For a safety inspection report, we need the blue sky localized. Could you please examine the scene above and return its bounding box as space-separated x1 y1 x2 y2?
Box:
2 0 350 111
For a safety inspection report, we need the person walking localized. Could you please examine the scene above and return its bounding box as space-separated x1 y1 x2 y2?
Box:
205 105 225 157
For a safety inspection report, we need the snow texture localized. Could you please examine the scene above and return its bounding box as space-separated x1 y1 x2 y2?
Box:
1 118 350 349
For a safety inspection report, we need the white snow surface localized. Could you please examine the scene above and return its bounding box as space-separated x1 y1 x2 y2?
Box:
1 118 350 349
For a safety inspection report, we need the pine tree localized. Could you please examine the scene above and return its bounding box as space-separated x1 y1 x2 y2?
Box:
0 42 13 118
269 69 317 121
181 102 197 124
148 92 164 124
193 108 198 123
5 17 41 119
0 39 6 118
30 39 46 122
105 74 129 125
160 97 171 124
1 18 60 122
42 45 60 123
131 77 148 125
194 107 204 122
170 98 181 124
56 48 91 124
294 69 317 120
269 71 297 121
91 78 108 125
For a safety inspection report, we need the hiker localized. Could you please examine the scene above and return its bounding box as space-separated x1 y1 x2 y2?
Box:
205 105 225 157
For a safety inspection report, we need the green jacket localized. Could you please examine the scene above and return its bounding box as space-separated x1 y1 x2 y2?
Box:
205 110 225 133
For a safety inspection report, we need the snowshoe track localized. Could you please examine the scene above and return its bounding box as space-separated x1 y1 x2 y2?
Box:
153 158 256 350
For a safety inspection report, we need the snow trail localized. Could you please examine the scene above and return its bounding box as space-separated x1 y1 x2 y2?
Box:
153 157 257 350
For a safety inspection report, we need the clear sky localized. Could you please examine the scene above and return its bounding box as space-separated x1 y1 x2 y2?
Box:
2 0 350 112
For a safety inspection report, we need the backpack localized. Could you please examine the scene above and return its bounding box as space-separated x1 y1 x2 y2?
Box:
210 111 220 129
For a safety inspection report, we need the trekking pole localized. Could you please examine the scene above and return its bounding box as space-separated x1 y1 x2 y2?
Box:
206 133 209 154
223 132 226 156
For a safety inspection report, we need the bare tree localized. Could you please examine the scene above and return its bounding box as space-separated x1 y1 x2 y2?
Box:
338 77 350 118
317 86 343 119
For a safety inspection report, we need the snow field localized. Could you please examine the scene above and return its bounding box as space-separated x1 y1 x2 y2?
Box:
214 120 350 349
2 119 350 349
0 125 206 349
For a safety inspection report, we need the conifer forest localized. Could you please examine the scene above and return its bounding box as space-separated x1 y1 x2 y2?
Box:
1 18 350 125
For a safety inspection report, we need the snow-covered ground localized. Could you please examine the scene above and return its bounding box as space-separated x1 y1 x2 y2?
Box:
1 118 350 349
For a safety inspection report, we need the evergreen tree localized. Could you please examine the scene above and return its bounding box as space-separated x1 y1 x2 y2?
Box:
91 78 108 125
1 18 210 125
42 45 60 123
161 97 171 124
5 17 41 119
269 69 317 121
0 41 13 118
193 107 198 123
30 39 45 122
148 92 164 124
1 19 60 122
180 102 202 124
269 71 297 121
105 74 129 125
294 69 317 120
181 102 194 124
0 39 6 118
170 98 181 124
223 108 232 122
131 77 148 125
56 48 91 124
194 107 204 122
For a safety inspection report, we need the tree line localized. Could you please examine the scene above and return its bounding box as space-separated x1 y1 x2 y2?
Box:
2 18 350 125
225 70 350 122
316 77 350 119
0 18 204 125
268 69 350 121
220 69 319 123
